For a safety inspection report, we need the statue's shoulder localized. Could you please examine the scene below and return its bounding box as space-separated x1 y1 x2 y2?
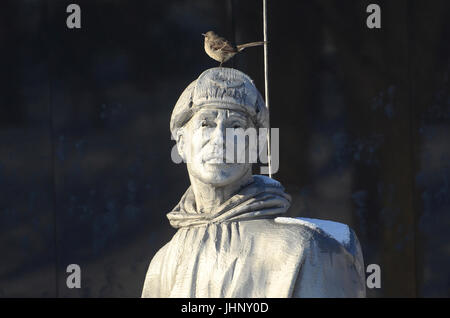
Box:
273 217 363 261
273 217 366 297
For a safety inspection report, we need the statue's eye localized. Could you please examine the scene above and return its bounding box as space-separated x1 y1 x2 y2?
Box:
201 120 209 127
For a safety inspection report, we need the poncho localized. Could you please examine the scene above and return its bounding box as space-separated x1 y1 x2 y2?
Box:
142 175 366 297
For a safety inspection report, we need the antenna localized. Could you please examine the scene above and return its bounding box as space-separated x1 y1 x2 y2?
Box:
263 0 272 178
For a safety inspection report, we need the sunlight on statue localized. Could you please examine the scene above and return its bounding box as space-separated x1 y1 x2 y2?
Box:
141 68 366 297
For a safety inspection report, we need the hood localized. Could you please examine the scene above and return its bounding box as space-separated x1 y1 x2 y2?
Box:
167 175 291 228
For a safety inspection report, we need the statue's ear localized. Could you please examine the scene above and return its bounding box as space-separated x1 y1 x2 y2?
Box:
176 128 186 161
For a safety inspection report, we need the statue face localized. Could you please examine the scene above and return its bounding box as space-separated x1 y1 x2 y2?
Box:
178 108 253 187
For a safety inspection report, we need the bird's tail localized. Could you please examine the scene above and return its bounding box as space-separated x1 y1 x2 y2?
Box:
237 41 267 52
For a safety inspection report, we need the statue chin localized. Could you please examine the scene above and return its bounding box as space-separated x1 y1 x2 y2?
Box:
187 162 251 187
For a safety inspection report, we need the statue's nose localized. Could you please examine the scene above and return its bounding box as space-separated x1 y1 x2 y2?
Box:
210 125 225 146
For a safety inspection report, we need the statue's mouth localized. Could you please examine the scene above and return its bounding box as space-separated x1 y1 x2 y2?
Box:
203 154 249 165
203 157 226 164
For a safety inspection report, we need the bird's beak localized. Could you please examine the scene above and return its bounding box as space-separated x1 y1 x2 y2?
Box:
201 33 206 37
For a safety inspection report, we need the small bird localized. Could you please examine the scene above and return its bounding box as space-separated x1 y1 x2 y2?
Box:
202 31 266 66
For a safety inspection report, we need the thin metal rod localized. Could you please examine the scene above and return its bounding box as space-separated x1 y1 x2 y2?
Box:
263 0 272 178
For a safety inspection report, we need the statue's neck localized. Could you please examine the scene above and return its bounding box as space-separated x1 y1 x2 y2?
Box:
188 170 253 214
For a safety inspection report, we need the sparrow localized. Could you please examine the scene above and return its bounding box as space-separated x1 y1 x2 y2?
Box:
202 31 266 66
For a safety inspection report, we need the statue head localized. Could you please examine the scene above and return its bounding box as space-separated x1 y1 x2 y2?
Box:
170 68 269 187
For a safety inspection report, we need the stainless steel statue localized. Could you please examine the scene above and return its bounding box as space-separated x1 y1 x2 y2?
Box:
142 68 366 297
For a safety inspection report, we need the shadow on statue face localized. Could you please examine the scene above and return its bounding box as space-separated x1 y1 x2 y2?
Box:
179 108 254 187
